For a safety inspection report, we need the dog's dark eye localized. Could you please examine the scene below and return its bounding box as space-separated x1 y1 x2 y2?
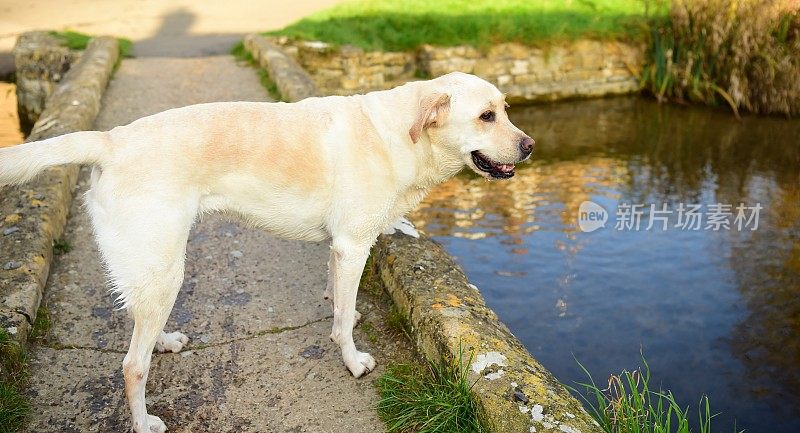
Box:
479 111 495 122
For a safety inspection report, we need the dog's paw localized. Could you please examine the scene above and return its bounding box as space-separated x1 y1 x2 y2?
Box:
147 414 167 433
354 309 362 323
345 351 376 378
155 331 189 353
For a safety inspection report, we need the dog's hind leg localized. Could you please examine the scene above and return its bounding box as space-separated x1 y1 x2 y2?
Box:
87 185 197 433
125 296 182 433
115 235 190 433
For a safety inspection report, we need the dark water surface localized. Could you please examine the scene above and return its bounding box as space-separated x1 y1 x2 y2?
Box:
410 97 800 433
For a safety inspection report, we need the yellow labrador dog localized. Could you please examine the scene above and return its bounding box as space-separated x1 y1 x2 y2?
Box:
0 72 533 432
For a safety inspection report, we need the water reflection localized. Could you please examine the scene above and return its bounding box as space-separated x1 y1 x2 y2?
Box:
410 97 800 433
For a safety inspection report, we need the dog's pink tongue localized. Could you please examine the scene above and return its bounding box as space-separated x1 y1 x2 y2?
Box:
499 164 514 173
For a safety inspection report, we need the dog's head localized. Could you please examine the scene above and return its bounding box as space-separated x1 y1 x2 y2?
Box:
409 72 534 179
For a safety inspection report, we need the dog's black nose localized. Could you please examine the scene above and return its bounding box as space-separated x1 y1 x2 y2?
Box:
519 136 535 155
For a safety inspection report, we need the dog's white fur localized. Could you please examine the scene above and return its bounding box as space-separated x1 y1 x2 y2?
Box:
0 72 532 432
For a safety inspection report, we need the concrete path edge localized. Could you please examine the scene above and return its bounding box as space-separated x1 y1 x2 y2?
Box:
244 33 603 433
0 35 119 347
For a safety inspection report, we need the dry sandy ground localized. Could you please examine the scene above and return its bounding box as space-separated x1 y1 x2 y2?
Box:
1 0 340 144
0 0 340 71
0 82 22 147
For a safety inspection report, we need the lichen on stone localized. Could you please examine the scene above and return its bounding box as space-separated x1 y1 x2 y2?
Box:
471 351 508 374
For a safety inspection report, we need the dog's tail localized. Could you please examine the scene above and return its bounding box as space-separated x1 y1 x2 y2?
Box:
0 130 110 186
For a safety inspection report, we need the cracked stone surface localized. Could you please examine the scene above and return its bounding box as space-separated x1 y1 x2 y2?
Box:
24 56 411 432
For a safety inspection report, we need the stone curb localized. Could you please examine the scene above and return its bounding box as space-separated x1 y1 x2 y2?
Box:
13 31 84 133
0 35 119 347
243 34 318 102
243 34 602 433
373 234 602 433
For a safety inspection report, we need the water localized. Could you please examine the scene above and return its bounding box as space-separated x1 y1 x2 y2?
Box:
410 97 800 433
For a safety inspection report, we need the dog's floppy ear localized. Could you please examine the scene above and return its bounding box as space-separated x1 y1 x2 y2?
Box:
409 92 451 143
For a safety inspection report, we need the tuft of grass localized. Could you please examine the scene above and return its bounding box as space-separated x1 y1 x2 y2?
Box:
230 41 252 63
268 0 661 51
385 304 411 338
359 255 386 298
230 42 283 101
0 330 26 384
641 0 800 116
376 348 485 433
117 38 133 58
0 382 28 433
360 322 378 343
258 69 283 102
52 238 72 255
0 329 29 433
569 356 738 433
50 30 134 58
29 306 51 342
50 30 91 51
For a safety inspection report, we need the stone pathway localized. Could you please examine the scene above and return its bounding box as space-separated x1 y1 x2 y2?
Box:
23 56 409 433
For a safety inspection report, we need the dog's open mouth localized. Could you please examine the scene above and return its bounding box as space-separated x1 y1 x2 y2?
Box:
470 151 515 179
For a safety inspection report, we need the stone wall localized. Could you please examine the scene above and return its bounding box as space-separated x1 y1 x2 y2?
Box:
13 32 82 133
268 36 644 102
2 36 118 347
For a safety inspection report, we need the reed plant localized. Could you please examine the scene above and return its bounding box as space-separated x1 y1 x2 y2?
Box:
642 0 800 117
570 357 734 433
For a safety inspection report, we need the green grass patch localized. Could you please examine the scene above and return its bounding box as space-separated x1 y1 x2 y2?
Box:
257 69 283 102
268 0 666 51
356 254 415 343
52 238 72 256
117 38 133 59
377 350 485 433
385 304 411 337
360 322 379 343
0 329 29 433
358 255 385 298
50 30 91 51
570 356 738 433
230 42 283 101
29 306 51 342
230 41 251 62
50 30 133 58
0 382 28 433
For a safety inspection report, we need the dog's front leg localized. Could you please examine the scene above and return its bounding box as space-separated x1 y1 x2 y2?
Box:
324 247 361 323
329 237 375 378
323 248 336 304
